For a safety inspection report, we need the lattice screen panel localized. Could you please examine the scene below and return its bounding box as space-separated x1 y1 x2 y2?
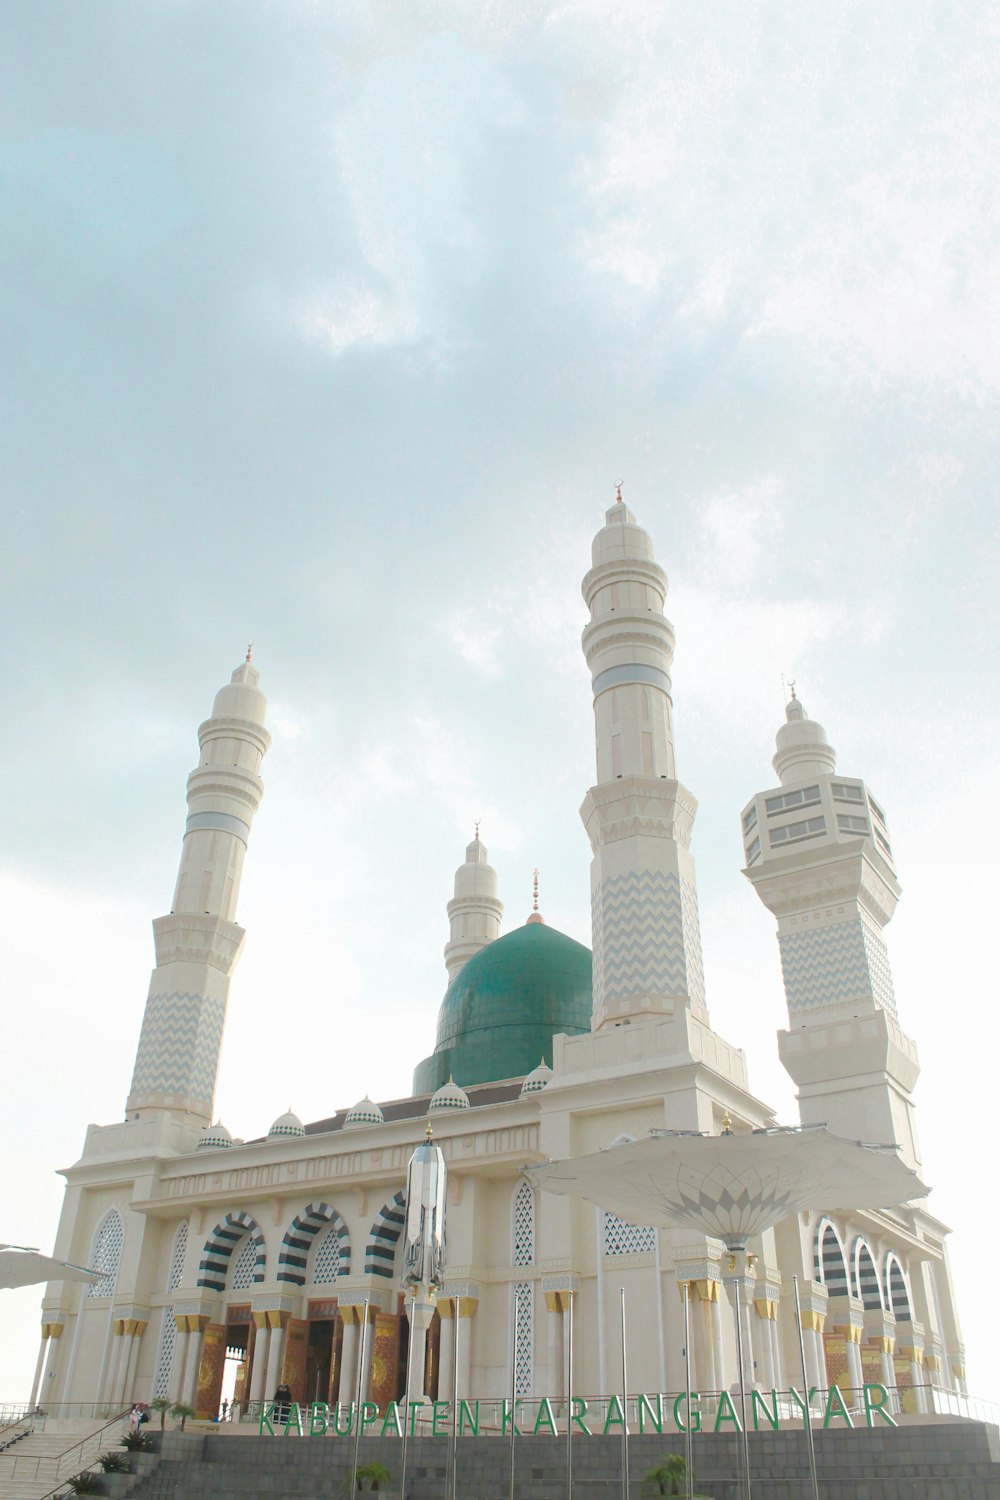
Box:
513 1282 533 1396
312 1224 343 1284
230 1234 258 1291
603 1211 656 1256
86 1211 124 1298
512 1182 535 1267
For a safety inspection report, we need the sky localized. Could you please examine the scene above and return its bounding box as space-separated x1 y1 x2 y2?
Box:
2 0 998 1405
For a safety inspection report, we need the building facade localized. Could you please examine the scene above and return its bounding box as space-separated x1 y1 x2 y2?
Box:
30 500 965 1420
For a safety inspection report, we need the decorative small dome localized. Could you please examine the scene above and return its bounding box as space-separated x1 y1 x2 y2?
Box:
520 1059 553 1095
268 1109 305 1139
343 1096 384 1130
429 1077 471 1113
195 1121 232 1151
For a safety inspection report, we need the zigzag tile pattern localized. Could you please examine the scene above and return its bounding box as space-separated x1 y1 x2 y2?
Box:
197 1210 266 1292
592 869 705 1008
365 1190 405 1278
861 920 898 1020
778 920 874 1013
277 1202 351 1286
129 990 226 1105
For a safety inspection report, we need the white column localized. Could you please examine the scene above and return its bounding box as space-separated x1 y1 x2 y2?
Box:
438 1314 455 1405
738 1287 755 1389
264 1322 286 1398
753 1309 773 1390
38 1332 63 1409
806 1328 824 1394
407 1303 433 1401
249 1323 270 1406
59 1290 87 1405
340 1318 359 1403
695 1294 716 1392
182 1327 205 1409
710 1296 725 1390
768 1314 783 1391
28 1337 48 1409
168 1325 189 1405
845 1334 864 1395
109 1332 130 1408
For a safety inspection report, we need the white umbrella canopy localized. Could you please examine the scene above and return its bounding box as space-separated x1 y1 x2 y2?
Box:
0 1245 103 1289
523 1126 929 1247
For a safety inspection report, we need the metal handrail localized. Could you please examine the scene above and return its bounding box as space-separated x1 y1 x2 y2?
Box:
1 1407 132 1496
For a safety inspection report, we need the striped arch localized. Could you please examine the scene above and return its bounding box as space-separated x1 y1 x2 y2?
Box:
365 1191 406 1278
813 1217 850 1297
852 1237 883 1310
197 1211 266 1292
278 1203 351 1286
885 1252 912 1319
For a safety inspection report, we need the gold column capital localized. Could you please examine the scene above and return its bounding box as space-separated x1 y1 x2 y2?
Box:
753 1298 778 1321
252 1311 269 1330
265 1309 290 1331
800 1309 825 1333
41 1321 65 1340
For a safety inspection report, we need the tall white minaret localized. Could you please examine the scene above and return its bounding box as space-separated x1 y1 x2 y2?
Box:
741 692 922 1170
443 828 502 984
580 493 708 1032
126 652 270 1125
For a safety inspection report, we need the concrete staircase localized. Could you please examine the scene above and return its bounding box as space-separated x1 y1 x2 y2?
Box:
0 1415 132 1500
118 1421 1000 1500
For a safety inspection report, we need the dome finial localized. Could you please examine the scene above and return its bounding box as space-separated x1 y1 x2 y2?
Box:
246 639 254 663
474 819 481 841
526 868 545 924
614 478 624 504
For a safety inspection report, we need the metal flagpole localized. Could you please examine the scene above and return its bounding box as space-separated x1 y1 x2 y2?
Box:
508 1286 518 1500
792 1276 821 1500
399 1292 416 1500
350 1299 370 1500
732 1266 752 1500
683 1283 694 1500
566 1291 574 1500
620 1287 629 1500
450 1306 460 1500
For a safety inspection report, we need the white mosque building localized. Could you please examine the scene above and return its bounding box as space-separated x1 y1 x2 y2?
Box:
30 497 965 1422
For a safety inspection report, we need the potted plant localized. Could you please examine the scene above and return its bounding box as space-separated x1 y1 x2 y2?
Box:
150 1397 172 1431
98 1452 131 1474
62 1472 103 1495
170 1402 196 1433
354 1460 393 1492
640 1454 689 1496
119 1430 153 1454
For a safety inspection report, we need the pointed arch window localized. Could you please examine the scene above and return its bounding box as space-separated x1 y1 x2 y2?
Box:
86 1210 124 1299
153 1221 188 1399
512 1181 535 1268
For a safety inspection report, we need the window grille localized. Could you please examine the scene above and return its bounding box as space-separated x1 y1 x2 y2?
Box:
512 1182 535 1268
230 1234 258 1291
603 1211 657 1256
167 1222 188 1291
513 1282 533 1396
312 1224 343 1284
86 1211 124 1298
153 1221 188 1400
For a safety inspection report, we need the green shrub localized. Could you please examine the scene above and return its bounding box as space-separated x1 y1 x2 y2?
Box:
63 1472 103 1496
119 1430 153 1453
355 1460 393 1491
98 1450 130 1473
640 1454 689 1496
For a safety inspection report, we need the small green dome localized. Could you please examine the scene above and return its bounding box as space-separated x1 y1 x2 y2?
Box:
413 921 592 1094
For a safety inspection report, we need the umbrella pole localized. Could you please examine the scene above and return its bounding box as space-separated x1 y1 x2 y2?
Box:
792 1276 821 1500
450 1306 460 1500
508 1288 518 1500
566 1290 574 1500
731 1261 752 1500
399 1292 415 1500
620 1286 629 1500
350 1299 370 1500
683 1283 694 1500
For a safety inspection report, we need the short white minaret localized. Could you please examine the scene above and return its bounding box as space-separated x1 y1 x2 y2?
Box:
741 692 922 1170
126 652 270 1125
580 493 708 1032
444 828 502 984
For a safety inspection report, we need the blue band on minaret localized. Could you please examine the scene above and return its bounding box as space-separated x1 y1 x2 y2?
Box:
592 663 672 698
185 811 251 843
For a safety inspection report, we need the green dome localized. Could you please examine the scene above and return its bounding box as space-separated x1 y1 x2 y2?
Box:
413 921 592 1094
